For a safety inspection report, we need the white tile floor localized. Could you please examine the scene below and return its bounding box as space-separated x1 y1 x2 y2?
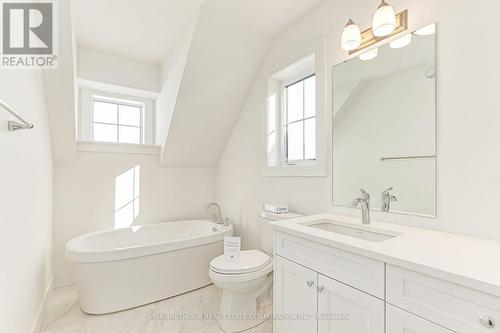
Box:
41 285 273 333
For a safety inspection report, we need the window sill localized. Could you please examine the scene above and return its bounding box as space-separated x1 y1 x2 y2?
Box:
262 164 327 177
77 141 161 155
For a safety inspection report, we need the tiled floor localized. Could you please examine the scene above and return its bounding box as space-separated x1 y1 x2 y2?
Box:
41 285 273 333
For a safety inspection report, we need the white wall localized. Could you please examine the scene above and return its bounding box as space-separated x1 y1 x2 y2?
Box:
216 0 500 251
157 21 197 147
0 71 53 333
77 47 161 93
53 153 215 282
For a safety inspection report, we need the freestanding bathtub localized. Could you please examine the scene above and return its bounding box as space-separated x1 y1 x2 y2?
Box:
65 220 233 314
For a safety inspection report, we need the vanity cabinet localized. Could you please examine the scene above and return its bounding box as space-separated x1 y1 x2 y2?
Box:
274 255 317 333
275 255 384 333
274 231 500 333
386 264 500 332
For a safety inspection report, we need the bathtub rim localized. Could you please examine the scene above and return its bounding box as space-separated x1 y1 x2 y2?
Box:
65 220 233 263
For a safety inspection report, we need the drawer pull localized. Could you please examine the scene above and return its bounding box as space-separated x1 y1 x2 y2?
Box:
306 280 315 288
479 316 496 328
317 285 325 293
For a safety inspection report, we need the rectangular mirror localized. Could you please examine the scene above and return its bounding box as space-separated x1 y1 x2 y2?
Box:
332 23 436 217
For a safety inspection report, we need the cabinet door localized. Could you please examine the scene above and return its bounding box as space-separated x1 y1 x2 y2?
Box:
317 274 384 333
387 304 453 333
274 256 318 333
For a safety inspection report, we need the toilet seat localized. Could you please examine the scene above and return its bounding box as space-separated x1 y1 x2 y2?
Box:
210 250 271 275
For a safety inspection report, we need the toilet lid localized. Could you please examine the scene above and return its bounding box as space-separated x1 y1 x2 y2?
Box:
210 250 271 275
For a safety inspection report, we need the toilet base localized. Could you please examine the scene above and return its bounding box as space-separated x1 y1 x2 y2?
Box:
216 275 272 332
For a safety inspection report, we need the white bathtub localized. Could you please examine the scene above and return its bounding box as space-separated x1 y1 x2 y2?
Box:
66 220 233 314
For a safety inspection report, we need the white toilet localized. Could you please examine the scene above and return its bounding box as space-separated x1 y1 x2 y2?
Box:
209 211 302 332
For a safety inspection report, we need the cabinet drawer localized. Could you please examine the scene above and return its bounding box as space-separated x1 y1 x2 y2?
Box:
387 304 453 333
275 232 385 298
387 264 500 332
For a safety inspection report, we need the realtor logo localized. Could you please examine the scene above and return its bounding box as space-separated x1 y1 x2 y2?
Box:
1 0 57 68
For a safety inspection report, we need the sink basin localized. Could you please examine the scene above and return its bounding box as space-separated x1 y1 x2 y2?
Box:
303 219 400 242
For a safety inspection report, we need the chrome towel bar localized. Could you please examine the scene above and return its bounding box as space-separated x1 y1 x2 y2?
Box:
0 99 34 131
380 155 436 161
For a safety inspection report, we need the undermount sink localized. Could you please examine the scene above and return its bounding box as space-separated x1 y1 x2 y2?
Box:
302 219 400 242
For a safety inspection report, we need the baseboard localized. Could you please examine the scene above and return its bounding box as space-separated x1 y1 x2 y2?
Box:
53 271 74 289
30 276 54 333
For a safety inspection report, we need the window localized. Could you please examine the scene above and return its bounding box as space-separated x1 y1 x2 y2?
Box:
115 165 140 229
78 87 155 146
92 96 144 144
265 42 326 177
285 75 316 163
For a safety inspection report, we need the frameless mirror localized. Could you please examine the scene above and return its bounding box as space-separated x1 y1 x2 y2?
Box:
332 23 436 217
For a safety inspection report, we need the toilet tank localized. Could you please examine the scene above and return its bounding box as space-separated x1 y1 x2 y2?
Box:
259 211 303 255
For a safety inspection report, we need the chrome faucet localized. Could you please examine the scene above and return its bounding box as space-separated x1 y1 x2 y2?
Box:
353 189 371 224
381 187 398 212
205 202 228 226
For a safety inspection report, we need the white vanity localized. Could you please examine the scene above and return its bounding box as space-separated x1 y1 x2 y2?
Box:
270 214 500 333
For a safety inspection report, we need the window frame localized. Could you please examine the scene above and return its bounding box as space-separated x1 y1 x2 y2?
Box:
91 95 145 145
282 72 317 166
264 38 327 177
79 87 155 146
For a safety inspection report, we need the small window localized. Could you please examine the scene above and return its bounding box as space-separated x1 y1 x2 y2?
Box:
285 74 316 164
92 96 144 144
78 87 155 145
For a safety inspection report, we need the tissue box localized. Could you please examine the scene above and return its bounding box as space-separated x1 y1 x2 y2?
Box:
264 204 289 214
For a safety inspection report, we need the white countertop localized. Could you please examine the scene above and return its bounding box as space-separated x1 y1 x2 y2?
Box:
269 213 500 297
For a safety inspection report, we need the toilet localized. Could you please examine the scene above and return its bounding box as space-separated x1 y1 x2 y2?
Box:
209 211 302 332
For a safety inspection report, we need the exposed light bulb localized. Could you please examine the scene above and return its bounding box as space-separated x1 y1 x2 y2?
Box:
414 23 436 36
359 48 378 61
341 19 361 51
390 33 412 49
372 0 396 37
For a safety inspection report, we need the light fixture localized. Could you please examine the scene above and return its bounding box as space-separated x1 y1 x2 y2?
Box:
359 48 378 61
389 33 412 49
414 23 435 36
340 7 407 54
372 0 396 37
341 19 361 51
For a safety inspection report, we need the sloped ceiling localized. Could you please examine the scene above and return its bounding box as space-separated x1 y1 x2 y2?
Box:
72 0 206 64
161 0 325 167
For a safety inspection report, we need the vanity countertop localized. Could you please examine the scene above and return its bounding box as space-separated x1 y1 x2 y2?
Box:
269 213 500 297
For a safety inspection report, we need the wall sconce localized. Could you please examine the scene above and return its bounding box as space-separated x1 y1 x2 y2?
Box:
341 1 408 55
372 0 396 37
341 19 361 51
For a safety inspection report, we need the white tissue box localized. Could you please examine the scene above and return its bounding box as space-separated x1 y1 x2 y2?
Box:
264 204 289 214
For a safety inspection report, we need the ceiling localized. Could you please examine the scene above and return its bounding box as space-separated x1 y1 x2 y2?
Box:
161 0 326 167
72 0 206 64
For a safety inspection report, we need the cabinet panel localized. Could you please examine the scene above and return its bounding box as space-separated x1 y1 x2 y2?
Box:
387 304 453 333
387 265 500 332
274 256 318 333
317 274 384 333
275 232 385 298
